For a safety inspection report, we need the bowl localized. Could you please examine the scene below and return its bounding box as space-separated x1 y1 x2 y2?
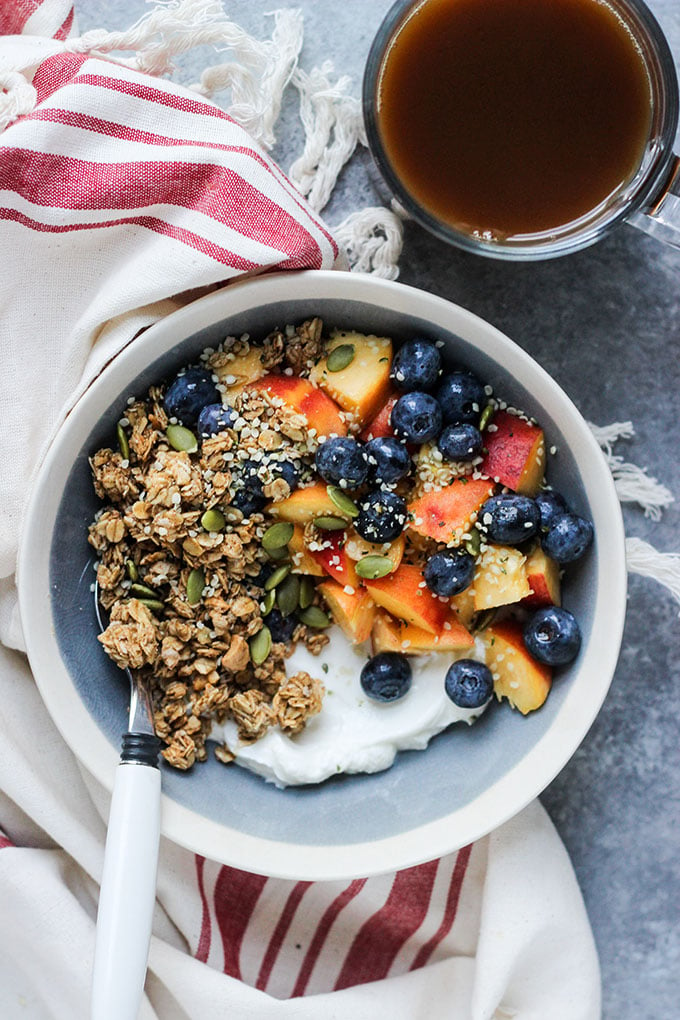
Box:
18 270 627 880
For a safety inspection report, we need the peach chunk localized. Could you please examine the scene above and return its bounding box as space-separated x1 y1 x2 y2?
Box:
268 482 339 523
318 580 375 643
343 530 405 575
408 478 495 544
310 331 393 426
289 525 325 576
248 374 347 438
480 410 545 496
364 563 449 635
358 391 400 441
371 610 474 654
450 586 477 629
473 545 531 611
311 531 360 588
482 619 552 714
215 344 266 394
523 545 561 608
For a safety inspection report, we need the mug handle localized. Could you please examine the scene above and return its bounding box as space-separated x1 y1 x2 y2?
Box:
628 155 680 248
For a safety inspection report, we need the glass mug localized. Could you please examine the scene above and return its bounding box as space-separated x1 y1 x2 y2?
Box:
363 0 680 260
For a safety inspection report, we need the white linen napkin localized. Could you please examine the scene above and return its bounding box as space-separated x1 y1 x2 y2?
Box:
0 3 604 1017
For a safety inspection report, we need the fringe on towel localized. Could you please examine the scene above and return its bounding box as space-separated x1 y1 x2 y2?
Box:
2 0 677 604
589 422 679 610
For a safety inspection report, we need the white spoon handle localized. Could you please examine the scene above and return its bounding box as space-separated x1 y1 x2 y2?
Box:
91 752 161 1020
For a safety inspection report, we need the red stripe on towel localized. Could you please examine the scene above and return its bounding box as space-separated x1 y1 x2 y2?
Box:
409 844 473 971
334 860 439 989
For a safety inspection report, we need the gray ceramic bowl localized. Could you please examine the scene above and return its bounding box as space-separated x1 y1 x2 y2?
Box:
18 271 627 880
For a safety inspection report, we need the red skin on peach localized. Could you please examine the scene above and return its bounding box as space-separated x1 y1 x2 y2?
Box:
480 410 545 495
408 478 494 544
248 374 347 438
359 392 400 441
311 531 360 589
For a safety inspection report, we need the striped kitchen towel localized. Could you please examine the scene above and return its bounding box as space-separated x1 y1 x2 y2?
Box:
0 3 600 1018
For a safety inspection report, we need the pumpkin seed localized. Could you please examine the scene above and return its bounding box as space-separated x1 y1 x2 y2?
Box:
262 521 294 552
166 424 198 454
201 508 226 532
130 582 158 599
125 559 139 582
355 555 394 580
137 598 164 613
276 574 300 617
327 486 359 518
326 343 355 373
116 422 130 460
474 608 497 634
479 404 494 431
264 564 291 590
266 546 290 562
298 606 331 629
249 626 272 665
313 515 347 530
261 589 276 615
299 576 315 610
186 567 205 605
464 529 481 558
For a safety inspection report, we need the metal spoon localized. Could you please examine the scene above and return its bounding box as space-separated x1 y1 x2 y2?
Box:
91 581 162 1020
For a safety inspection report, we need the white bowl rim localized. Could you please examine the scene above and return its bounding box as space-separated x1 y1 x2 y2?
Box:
18 269 627 880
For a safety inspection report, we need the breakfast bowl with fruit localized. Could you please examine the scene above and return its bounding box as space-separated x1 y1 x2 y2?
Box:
18 270 626 880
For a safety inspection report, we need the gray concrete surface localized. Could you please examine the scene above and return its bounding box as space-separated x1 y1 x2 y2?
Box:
72 2 680 1016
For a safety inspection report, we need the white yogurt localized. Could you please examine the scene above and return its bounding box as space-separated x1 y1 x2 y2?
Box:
211 628 489 787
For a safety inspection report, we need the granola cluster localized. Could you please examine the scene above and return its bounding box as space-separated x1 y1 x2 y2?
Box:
89 322 329 771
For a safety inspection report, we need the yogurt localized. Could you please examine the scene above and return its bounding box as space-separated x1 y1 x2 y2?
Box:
211 628 489 787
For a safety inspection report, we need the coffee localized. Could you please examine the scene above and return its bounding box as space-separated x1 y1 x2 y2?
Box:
375 0 652 241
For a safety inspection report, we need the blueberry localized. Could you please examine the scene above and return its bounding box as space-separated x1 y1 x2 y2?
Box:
535 490 569 530
197 402 238 438
424 550 476 597
523 606 582 665
249 564 272 589
164 367 220 427
360 652 412 703
355 489 408 542
436 371 486 425
438 423 483 462
239 459 265 497
444 659 494 709
480 494 540 544
266 608 297 644
391 391 442 444
315 437 369 488
390 339 442 392
230 487 266 518
541 513 594 564
365 436 412 485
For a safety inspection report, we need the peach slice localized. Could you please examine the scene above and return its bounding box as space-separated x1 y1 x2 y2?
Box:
215 344 266 394
523 545 561 608
450 586 477 629
358 391 400 441
371 609 474 654
482 619 552 714
364 563 450 634
311 531 360 588
408 478 495 544
268 482 339 523
248 374 347 438
317 580 376 643
310 331 393 426
473 545 531 611
289 525 325 576
343 530 405 574
481 410 545 496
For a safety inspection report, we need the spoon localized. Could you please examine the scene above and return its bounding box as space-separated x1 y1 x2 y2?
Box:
91 581 162 1020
